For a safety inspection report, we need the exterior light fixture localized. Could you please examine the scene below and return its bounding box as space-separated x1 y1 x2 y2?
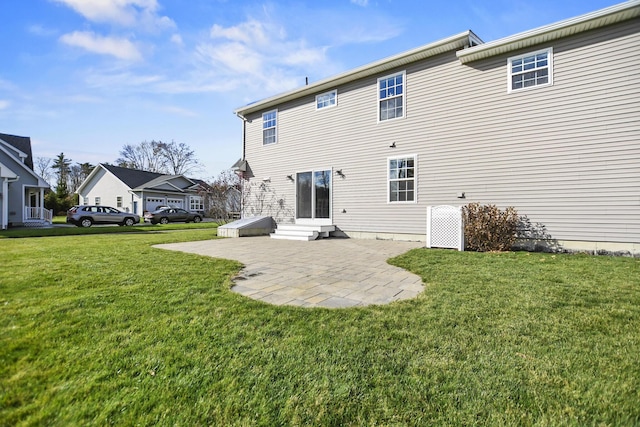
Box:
389 142 396 148
286 175 294 181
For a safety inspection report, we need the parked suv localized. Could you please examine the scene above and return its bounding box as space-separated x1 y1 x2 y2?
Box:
67 205 140 227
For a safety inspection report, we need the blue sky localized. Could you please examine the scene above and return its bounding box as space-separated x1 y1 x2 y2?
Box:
0 0 622 179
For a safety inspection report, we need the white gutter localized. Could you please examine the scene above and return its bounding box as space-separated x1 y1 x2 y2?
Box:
235 30 479 116
457 0 640 63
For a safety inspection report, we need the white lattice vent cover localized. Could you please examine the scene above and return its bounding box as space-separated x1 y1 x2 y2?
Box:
426 205 464 251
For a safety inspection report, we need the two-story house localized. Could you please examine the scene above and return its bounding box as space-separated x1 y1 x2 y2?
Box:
232 1 640 254
0 133 51 229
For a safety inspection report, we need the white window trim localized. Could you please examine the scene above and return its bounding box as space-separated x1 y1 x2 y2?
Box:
315 89 338 110
507 47 553 93
377 70 406 123
387 154 417 204
189 196 204 211
262 109 278 145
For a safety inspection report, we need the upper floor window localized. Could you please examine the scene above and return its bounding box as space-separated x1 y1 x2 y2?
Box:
508 48 553 92
263 110 277 145
316 90 337 110
116 196 123 208
388 155 416 203
378 71 405 121
94 197 101 205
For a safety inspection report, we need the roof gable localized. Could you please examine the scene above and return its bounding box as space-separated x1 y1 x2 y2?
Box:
0 133 33 170
101 163 163 189
133 174 196 192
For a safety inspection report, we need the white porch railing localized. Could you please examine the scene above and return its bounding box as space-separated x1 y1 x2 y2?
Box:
24 207 54 224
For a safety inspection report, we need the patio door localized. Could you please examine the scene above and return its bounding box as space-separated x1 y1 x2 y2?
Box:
296 169 331 225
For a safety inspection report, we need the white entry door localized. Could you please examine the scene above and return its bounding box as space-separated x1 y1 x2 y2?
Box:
296 169 332 225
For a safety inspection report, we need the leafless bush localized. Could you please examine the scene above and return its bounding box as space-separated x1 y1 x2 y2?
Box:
462 203 519 252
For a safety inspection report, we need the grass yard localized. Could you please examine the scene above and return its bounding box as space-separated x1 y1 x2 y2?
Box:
1 231 639 426
0 220 219 239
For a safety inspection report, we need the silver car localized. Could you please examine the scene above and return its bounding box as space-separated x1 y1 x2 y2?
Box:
67 205 140 227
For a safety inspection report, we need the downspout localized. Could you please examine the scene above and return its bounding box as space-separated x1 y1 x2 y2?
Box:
235 112 249 218
234 112 248 162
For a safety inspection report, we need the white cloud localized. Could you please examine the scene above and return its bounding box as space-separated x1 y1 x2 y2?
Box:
27 24 58 37
158 105 199 117
210 19 273 46
84 70 163 89
0 100 10 110
351 0 369 6
60 31 143 61
170 33 183 45
51 0 175 31
198 17 329 95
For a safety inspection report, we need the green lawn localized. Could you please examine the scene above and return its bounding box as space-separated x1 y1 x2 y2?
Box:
1 231 639 426
0 220 219 238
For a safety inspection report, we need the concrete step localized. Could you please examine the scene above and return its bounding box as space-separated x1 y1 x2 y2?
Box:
276 224 335 233
270 232 318 241
270 224 335 241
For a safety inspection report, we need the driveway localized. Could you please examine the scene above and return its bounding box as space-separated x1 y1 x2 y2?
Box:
155 236 424 308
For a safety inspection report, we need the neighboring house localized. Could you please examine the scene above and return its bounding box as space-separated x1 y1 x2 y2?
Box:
0 133 51 229
76 164 206 215
232 1 640 253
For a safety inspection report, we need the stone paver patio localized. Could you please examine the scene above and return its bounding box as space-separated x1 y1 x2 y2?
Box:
155 236 424 308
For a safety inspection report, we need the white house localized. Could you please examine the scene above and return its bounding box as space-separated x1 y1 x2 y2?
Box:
232 1 640 254
76 163 206 215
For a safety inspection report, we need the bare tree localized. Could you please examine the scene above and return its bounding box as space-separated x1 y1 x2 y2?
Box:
200 169 241 222
159 140 201 175
68 162 94 193
116 140 166 173
35 156 53 184
116 140 201 175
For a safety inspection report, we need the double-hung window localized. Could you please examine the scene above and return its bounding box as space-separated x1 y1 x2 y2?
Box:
388 155 416 203
262 110 277 145
378 71 405 121
508 48 553 92
316 90 337 110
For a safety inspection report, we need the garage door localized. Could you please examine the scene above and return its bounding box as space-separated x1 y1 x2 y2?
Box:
146 198 166 212
167 199 184 209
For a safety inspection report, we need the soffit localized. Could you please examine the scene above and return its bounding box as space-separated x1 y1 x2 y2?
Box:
457 1 640 63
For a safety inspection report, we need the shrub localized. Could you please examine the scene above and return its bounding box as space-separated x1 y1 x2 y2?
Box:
463 203 519 252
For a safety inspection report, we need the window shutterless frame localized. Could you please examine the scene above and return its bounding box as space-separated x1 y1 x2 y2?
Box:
378 71 406 122
316 90 337 110
387 154 417 204
507 47 553 93
262 109 277 145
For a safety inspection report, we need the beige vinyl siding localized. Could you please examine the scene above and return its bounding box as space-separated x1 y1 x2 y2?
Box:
243 18 640 244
